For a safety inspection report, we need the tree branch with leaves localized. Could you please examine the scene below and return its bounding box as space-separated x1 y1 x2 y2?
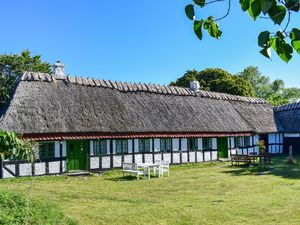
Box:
185 0 300 62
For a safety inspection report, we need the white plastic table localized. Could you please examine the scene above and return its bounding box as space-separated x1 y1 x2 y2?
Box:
136 163 160 179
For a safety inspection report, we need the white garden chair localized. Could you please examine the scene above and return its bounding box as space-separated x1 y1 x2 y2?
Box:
153 160 170 177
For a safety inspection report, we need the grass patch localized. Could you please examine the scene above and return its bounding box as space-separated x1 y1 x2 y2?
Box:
1 155 300 224
0 191 77 225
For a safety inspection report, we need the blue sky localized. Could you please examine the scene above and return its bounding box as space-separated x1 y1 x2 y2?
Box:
0 1 299 87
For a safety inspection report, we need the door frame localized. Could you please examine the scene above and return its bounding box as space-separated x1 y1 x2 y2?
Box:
66 140 88 171
217 137 228 158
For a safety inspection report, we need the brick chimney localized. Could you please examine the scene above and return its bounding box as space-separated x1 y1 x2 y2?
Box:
53 61 66 80
190 80 200 92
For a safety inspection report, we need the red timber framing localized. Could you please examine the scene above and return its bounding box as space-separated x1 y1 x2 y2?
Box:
22 132 255 141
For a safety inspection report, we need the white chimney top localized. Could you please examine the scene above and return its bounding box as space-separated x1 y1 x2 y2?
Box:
190 80 200 92
53 61 66 80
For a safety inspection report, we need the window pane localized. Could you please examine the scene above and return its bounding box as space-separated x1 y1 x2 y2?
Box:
203 138 212 150
94 140 107 155
244 137 251 147
116 140 122 154
47 143 55 157
100 140 107 154
144 139 150 152
139 139 150 153
160 138 171 152
39 142 55 158
188 138 197 150
122 140 128 153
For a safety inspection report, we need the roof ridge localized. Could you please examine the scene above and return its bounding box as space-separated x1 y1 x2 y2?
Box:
274 101 300 112
20 71 267 104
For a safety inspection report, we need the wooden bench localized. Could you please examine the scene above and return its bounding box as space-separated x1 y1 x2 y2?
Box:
122 163 145 180
231 154 252 166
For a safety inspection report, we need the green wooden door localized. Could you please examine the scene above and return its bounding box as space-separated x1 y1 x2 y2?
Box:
217 138 228 158
67 140 88 171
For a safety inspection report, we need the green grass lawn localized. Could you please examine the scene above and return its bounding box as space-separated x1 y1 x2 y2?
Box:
1 155 300 225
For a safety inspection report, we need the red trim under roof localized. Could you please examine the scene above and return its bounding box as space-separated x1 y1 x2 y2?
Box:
22 132 255 141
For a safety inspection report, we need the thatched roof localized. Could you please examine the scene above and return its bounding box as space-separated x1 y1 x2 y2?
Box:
0 72 279 137
274 102 300 132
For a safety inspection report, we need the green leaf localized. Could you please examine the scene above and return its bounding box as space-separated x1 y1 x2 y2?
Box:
290 28 300 40
193 0 206 7
185 4 195 20
240 0 250 11
203 21 209 29
272 37 293 62
290 28 300 54
248 0 262 20
285 0 300 12
208 22 222 39
260 0 275 14
258 31 270 47
194 20 204 40
268 5 287 25
260 47 272 59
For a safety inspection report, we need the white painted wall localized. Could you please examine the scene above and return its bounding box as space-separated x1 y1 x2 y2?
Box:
90 157 99 169
181 152 188 163
113 156 122 167
212 151 218 160
189 152 195 162
134 154 143 163
19 163 32 176
123 155 132 163
173 153 180 163
49 161 60 174
3 168 15 178
35 163 45 175
163 153 171 163
196 152 203 162
204 152 211 161
145 154 153 163
102 156 110 169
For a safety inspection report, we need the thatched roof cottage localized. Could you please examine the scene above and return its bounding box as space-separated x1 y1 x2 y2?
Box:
0 62 285 178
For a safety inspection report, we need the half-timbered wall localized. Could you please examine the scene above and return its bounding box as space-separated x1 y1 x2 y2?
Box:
228 135 260 156
268 133 283 154
1 141 66 179
0 134 284 179
89 137 219 171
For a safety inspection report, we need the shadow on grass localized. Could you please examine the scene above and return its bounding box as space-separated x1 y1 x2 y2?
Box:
223 154 300 179
104 175 139 181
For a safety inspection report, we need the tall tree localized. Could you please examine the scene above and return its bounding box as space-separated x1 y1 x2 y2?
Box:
185 0 300 62
0 50 51 111
237 66 300 105
171 68 255 97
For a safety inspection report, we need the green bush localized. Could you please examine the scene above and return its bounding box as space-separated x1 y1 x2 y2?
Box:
0 191 77 225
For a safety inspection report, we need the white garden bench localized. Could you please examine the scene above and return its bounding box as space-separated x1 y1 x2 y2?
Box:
122 163 145 180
